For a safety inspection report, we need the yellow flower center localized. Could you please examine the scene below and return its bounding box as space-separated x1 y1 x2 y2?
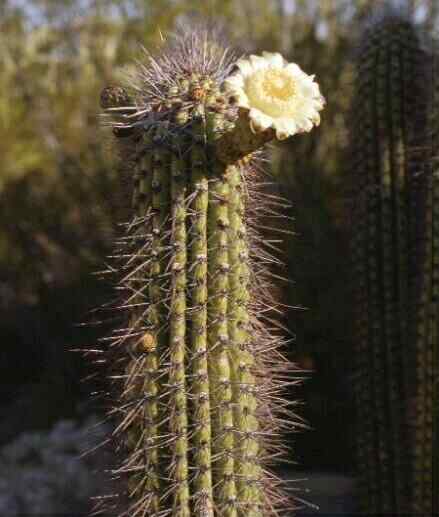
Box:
246 66 298 117
262 69 296 100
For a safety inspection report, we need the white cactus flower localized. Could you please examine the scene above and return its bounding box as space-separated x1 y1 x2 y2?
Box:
224 51 325 140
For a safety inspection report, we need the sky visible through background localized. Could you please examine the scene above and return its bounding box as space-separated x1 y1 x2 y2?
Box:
7 0 434 30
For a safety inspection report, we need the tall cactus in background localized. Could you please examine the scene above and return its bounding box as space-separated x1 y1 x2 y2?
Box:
95 28 324 517
350 14 435 515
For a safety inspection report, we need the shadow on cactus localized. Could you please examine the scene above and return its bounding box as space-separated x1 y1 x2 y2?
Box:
90 25 324 517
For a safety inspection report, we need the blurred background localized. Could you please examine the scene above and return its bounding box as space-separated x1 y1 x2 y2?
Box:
0 0 436 514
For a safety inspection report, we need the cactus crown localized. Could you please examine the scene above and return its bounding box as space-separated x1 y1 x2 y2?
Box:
102 29 236 129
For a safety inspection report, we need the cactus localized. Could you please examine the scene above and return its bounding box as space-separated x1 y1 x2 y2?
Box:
350 14 435 515
411 35 439 516
94 29 324 517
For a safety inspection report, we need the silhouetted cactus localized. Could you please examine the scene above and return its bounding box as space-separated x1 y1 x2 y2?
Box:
94 28 324 517
350 14 435 515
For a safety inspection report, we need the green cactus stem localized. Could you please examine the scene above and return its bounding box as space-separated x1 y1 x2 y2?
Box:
94 30 308 517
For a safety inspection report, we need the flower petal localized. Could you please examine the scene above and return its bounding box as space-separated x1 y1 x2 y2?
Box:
311 112 321 126
275 128 290 141
249 108 273 132
249 54 270 71
262 51 285 67
224 74 244 90
297 76 321 98
272 118 294 140
293 114 314 133
278 118 298 134
235 94 250 109
235 58 255 77
285 62 305 77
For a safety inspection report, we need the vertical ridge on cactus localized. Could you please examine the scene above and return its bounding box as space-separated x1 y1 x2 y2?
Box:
226 164 261 513
188 105 215 516
92 27 324 517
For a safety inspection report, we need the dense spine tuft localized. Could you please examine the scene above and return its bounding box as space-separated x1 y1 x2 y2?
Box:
94 30 299 517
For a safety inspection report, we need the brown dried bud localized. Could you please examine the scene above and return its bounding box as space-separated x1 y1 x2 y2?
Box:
100 86 131 109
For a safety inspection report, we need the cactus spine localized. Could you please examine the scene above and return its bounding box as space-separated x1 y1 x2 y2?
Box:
350 14 436 514
97 31 297 517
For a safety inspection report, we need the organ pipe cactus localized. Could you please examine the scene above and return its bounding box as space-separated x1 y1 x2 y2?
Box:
95 29 324 517
350 14 435 515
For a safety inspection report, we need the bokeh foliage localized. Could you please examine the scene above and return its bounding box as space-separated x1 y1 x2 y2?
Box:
0 0 436 472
